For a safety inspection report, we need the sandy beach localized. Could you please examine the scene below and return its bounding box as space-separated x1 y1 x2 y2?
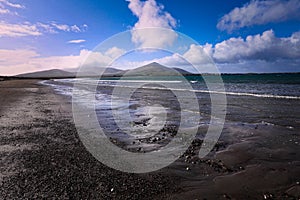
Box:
0 80 180 199
0 79 299 199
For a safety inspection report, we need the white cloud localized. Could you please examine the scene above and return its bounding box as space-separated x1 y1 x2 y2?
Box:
217 0 300 32
127 0 178 48
0 0 24 15
0 21 88 37
0 1 87 37
176 30 300 65
0 7 10 14
104 47 126 59
0 21 42 37
70 25 81 32
0 0 24 9
51 23 70 32
67 39 86 44
0 47 125 76
183 44 213 65
50 23 86 33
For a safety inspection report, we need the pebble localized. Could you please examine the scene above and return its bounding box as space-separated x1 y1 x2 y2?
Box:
222 194 231 199
263 193 273 199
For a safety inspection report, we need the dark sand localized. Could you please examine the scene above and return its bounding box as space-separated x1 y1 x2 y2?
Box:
0 79 299 199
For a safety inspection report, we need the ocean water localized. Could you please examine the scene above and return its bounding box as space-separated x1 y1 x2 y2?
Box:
46 73 300 100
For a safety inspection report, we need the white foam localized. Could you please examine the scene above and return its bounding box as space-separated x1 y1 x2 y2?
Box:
53 79 300 100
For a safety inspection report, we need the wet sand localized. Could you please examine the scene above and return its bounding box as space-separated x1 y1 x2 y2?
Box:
0 79 299 199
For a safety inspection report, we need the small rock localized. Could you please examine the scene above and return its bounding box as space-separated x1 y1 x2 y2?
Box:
263 193 273 199
222 194 231 199
185 155 191 160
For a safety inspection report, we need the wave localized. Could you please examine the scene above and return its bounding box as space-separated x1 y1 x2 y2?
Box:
137 86 300 100
53 79 300 100
99 80 183 83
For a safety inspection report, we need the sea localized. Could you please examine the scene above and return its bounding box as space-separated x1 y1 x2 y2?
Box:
43 73 300 100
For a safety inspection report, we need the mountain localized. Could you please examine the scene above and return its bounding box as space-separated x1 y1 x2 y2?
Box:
16 67 125 78
16 69 75 78
15 63 192 78
125 62 192 76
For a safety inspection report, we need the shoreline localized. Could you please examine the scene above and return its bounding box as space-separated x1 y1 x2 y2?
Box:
0 79 299 199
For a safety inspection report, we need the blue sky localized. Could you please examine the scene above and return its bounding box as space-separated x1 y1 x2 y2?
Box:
0 0 300 75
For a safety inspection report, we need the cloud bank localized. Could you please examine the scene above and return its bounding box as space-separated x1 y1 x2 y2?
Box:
0 46 126 76
217 0 300 32
112 29 300 73
213 30 300 63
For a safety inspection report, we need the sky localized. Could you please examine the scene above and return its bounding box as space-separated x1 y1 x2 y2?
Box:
0 0 300 75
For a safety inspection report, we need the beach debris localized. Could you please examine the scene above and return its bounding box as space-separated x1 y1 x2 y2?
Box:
285 185 300 197
186 167 190 171
110 188 114 192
